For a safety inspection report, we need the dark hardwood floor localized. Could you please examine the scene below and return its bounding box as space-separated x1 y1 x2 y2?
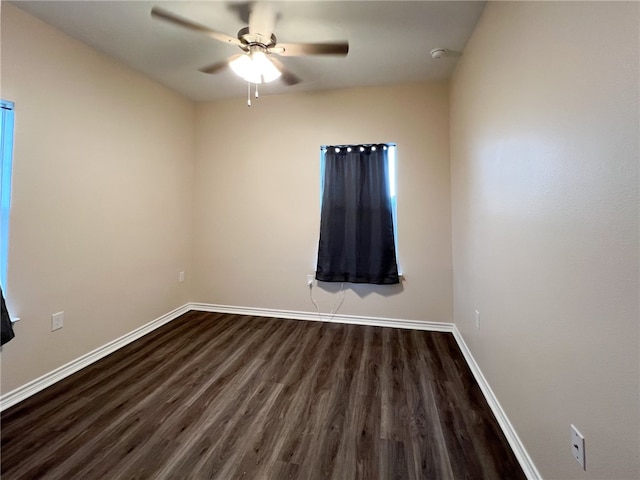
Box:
1 311 526 480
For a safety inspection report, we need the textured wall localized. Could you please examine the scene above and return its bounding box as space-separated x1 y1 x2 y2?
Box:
1 4 195 394
193 82 453 323
450 2 639 478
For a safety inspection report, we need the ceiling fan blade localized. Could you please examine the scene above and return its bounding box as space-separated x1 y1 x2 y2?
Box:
269 57 301 86
249 3 276 43
199 54 243 74
227 2 251 24
151 7 241 46
270 42 349 57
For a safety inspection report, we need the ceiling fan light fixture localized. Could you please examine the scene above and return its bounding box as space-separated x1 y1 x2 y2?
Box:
229 50 281 84
229 54 258 83
253 51 281 83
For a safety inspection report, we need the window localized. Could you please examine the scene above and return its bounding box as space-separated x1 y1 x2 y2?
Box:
316 143 399 285
0 100 15 289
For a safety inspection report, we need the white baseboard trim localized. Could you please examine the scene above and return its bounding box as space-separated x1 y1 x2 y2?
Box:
0 303 191 412
452 326 542 480
191 303 540 479
0 301 540 479
188 302 455 332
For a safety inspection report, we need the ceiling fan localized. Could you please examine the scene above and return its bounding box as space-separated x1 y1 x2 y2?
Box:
151 3 349 101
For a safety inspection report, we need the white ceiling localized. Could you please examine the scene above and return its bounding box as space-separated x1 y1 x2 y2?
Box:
11 1 486 102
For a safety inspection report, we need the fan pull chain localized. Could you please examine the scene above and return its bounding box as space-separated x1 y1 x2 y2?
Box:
246 83 262 106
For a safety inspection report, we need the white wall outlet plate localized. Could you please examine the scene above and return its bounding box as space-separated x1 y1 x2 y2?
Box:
474 310 480 329
571 424 586 470
51 311 64 331
179 271 185 283
307 274 314 286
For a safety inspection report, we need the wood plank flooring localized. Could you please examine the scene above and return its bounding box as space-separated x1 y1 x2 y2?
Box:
1 312 526 480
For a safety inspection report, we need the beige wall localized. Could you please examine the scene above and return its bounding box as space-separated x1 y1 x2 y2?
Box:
0 4 453 396
450 2 639 479
0 4 195 394
192 83 453 322
9 3 638 477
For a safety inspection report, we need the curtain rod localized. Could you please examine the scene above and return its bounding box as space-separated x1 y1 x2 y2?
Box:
320 142 396 151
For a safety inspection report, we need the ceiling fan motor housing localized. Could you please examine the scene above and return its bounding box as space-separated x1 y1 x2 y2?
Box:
237 26 277 50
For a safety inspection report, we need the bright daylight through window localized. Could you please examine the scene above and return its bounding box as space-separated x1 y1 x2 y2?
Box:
1 100 15 289
317 143 399 285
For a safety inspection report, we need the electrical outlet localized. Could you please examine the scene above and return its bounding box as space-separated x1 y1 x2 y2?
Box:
474 310 480 329
51 311 64 331
571 424 586 470
179 271 185 283
307 274 314 286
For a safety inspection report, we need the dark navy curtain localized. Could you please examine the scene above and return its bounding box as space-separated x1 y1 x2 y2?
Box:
1 285 14 345
316 144 399 285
